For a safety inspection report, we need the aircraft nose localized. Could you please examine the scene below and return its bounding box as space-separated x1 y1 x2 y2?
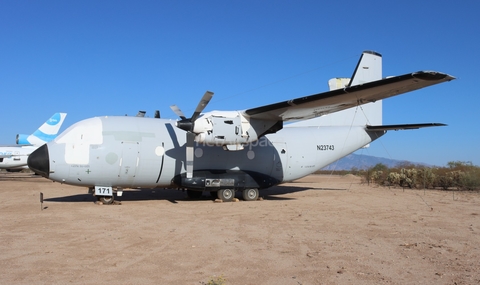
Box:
28 144 50 178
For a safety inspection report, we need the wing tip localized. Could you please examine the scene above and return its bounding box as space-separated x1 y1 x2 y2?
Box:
413 71 456 81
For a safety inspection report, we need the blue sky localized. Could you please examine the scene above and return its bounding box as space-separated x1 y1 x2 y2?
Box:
1 0 478 166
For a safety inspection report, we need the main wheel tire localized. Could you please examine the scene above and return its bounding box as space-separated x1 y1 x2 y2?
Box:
217 189 235 202
98 195 114 204
242 188 259 201
187 190 203 199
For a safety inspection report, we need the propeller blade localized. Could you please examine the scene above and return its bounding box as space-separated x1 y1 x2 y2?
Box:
191 91 214 121
172 91 213 179
170 105 186 120
185 132 195 179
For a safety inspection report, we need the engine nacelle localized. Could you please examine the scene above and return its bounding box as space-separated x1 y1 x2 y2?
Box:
16 134 30 145
193 111 257 150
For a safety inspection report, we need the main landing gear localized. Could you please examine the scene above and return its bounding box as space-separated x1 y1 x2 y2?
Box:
242 188 259 201
186 188 260 202
215 188 260 202
217 189 235 202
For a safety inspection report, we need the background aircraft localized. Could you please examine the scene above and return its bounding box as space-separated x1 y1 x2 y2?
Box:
27 52 454 203
0 113 67 171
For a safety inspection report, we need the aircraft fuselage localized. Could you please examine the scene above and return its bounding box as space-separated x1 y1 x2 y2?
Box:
0 146 36 170
29 116 383 190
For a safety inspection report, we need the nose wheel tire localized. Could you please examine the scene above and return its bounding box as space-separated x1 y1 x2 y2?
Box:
242 188 259 201
97 196 114 205
217 189 235 202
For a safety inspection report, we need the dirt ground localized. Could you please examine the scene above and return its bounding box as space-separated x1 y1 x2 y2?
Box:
0 172 479 285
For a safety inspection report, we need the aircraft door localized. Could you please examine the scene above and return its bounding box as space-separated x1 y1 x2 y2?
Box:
271 142 288 181
118 141 139 186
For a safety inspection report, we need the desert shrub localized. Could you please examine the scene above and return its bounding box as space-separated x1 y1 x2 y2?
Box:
371 170 385 185
432 161 480 190
460 169 480 190
450 170 466 190
387 172 400 186
325 160 480 191
416 168 436 189
385 168 417 188
399 168 417 188
363 163 388 185
435 174 454 190
433 170 464 190
204 275 226 285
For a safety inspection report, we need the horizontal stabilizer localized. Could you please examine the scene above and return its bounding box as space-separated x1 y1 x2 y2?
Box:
366 123 447 131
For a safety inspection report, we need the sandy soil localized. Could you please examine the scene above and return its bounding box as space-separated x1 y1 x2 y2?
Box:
0 172 479 285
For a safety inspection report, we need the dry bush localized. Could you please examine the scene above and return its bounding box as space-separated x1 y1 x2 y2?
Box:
366 161 480 191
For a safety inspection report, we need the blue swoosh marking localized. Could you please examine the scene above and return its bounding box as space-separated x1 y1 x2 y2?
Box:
46 113 61 126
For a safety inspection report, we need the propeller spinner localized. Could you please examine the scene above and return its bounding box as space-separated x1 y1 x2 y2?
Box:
170 91 214 178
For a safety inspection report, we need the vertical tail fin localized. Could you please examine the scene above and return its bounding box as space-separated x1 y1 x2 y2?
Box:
321 51 383 126
16 113 67 145
347 50 382 86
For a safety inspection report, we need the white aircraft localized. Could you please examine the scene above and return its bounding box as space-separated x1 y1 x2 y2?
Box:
0 113 67 171
27 51 455 203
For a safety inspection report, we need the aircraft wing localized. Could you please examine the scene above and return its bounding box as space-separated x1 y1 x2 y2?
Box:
243 71 455 121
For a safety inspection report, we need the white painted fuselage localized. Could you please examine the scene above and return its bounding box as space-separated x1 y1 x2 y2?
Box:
39 116 383 188
0 146 36 170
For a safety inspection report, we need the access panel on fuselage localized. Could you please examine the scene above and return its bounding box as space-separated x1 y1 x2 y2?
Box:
117 141 139 186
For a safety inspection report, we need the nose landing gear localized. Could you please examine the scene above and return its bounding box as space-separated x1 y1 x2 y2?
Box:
89 186 119 205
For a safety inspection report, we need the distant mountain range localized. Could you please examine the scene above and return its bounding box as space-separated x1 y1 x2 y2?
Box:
322 153 427 170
